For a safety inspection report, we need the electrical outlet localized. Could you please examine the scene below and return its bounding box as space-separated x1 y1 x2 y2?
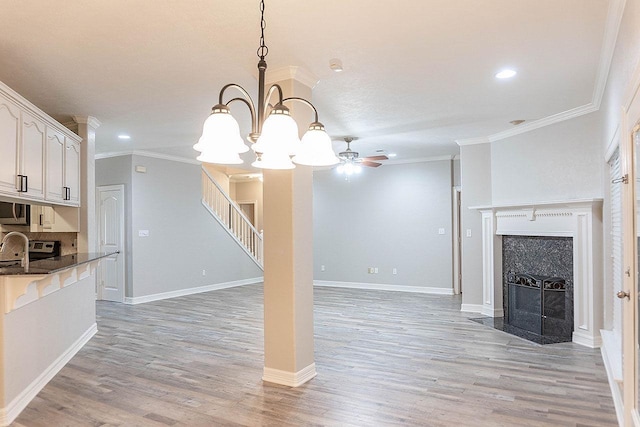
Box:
202 269 206 276
138 230 149 237
466 229 472 238
374 267 378 274
438 228 445 235
393 268 397 275
321 265 325 272
368 267 374 274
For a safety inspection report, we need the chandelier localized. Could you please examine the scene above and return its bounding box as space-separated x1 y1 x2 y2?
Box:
194 1 339 170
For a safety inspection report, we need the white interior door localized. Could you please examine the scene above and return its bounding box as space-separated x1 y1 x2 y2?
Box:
97 185 125 302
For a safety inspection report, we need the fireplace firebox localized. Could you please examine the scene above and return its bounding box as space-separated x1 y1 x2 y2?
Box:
506 272 572 340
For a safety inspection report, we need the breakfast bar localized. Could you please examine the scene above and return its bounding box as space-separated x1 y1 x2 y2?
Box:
0 251 117 424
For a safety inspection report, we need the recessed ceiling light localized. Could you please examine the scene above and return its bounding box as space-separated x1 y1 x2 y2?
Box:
118 134 131 140
495 69 517 79
388 153 397 158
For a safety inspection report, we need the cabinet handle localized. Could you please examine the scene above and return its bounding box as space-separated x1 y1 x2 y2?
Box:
39 214 43 226
22 175 28 193
16 174 26 192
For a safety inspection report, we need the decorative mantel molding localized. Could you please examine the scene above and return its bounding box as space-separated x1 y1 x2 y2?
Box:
472 199 604 348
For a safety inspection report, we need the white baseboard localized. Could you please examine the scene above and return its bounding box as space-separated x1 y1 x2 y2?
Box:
460 304 483 313
573 330 602 349
481 307 504 318
263 363 317 387
0 323 98 426
314 280 454 295
600 329 622 381
601 339 624 426
124 277 263 305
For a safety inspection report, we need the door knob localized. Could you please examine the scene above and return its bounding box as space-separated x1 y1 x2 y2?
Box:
617 291 630 300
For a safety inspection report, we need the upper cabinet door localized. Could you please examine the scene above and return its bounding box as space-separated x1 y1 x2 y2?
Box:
46 127 65 203
0 95 20 195
20 111 46 200
64 138 80 206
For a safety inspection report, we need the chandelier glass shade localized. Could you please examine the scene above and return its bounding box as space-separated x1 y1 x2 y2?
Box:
194 0 338 169
294 123 339 167
194 105 248 164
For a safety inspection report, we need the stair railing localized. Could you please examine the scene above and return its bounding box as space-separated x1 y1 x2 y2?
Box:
201 167 263 268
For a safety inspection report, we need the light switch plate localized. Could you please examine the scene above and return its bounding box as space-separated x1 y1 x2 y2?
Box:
138 230 149 237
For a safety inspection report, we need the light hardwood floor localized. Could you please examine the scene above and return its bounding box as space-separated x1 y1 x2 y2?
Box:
15 285 616 426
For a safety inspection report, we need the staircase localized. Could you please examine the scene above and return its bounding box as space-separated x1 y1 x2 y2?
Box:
201 167 263 269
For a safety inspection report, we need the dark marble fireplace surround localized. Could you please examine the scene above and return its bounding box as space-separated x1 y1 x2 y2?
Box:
502 235 574 343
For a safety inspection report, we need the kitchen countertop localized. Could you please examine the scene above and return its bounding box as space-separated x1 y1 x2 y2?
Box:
0 252 119 276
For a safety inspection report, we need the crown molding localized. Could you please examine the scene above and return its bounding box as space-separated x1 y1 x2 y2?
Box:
460 0 625 145
593 0 626 109
266 66 319 89
72 115 102 129
455 136 490 146
488 103 599 142
95 150 200 165
385 155 454 165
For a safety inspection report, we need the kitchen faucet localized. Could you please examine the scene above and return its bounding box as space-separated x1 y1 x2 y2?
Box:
1 232 29 272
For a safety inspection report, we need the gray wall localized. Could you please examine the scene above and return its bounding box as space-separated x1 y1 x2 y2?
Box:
96 155 262 299
460 144 492 308
491 112 603 205
313 160 454 289
460 103 603 311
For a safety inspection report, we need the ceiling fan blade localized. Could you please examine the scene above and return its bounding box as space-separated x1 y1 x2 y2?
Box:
361 161 382 168
363 155 388 161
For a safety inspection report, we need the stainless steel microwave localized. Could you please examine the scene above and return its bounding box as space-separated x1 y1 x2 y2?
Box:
0 202 30 225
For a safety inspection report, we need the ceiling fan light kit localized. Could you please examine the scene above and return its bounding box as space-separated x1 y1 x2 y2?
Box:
336 137 388 175
194 0 339 169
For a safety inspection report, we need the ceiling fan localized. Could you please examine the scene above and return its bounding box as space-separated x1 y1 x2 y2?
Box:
337 137 388 174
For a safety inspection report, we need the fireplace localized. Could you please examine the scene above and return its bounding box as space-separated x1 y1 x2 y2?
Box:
506 272 572 341
472 200 602 348
501 235 574 343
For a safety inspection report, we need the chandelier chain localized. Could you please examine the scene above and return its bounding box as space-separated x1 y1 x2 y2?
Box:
256 0 269 60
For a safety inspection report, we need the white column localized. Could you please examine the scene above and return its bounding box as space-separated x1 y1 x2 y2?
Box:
71 116 101 253
262 67 317 387
479 209 503 317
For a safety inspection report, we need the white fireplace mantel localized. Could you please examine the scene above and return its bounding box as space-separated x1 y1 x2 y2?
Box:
470 199 603 348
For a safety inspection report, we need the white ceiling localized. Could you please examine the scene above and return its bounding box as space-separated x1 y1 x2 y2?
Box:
0 1 612 165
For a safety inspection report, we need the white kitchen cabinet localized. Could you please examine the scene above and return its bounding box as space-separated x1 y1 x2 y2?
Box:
0 80 82 208
46 128 66 203
64 138 80 205
19 111 46 201
45 128 81 207
0 95 20 195
30 205 79 232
